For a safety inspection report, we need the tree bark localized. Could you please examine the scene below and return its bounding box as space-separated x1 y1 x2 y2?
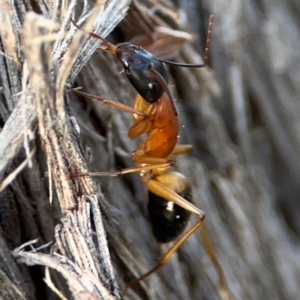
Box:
0 0 299 300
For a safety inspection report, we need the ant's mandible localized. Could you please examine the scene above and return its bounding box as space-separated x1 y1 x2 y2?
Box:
70 15 234 300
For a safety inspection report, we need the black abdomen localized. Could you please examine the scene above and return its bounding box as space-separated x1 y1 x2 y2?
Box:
147 185 192 243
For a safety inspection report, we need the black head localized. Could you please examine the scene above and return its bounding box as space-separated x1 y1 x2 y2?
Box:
147 182 192 243
115 44 169 103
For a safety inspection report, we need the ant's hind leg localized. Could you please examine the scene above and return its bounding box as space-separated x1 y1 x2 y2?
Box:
200 223 235 300
121 216 204 298
121 210 234 300
141 177 234 300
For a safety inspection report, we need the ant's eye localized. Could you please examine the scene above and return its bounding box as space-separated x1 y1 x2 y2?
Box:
148 82 159 93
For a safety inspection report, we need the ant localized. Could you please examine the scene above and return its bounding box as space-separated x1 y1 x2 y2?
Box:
70 15 234 299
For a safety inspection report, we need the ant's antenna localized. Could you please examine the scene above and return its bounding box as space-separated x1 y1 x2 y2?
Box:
158 15 214 68
70 18 117 53
148 68 178 116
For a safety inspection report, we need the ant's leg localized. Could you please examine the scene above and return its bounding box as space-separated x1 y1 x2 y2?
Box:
135 178 233 299
200 222 235 300
145 178 203 215
71 161 172 178
170 144 193 156
132 93 148 117
121 216 204 298
132 154 174 165
70 88 148 117
122 215 234 300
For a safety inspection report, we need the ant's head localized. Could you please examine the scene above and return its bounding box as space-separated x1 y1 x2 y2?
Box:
115 43 169 104
71 14 213 110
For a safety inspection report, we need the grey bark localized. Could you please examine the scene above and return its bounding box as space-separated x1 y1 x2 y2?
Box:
0 0 299 300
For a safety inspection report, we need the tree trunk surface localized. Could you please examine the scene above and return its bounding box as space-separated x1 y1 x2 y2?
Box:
0 0 299 300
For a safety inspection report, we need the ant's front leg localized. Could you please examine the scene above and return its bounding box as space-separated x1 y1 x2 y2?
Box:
69 88 148 117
